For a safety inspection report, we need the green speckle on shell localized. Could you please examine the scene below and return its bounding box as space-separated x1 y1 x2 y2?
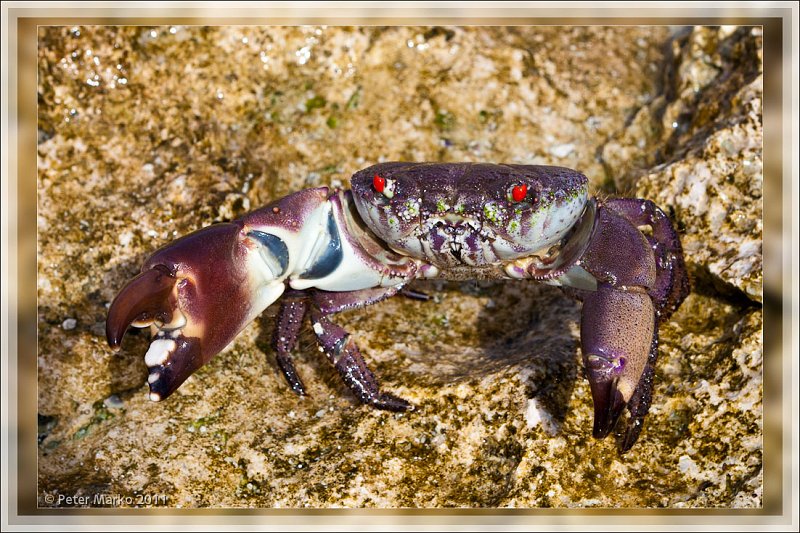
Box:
483 202 502 224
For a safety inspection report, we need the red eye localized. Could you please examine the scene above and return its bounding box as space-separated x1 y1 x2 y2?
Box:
511 184 527 202
373 174 386 193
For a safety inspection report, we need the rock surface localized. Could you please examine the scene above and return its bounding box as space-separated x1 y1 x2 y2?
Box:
602 26 763 302
37 26 762 508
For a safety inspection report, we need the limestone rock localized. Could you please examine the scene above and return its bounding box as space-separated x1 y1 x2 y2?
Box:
38 26 761 508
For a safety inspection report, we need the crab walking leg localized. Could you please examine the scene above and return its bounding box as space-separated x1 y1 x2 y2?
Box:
398 287 432 301
308 306 412 412
311 286 402 315
272 297 310 395
580 285 655 440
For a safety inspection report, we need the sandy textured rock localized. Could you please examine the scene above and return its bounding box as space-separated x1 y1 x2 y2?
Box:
38 26 761 508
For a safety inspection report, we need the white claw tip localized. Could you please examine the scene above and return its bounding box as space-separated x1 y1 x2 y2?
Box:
149 392 162 402
148 372 160 384
144 339 176 367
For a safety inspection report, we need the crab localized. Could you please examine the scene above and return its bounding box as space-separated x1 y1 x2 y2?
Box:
106 163 689 452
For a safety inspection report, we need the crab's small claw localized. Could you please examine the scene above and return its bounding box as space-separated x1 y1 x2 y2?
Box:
580 286 655 440
106 222 287 401
584 367 627 440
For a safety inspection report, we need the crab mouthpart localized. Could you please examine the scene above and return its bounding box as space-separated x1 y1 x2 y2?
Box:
418 215 499 265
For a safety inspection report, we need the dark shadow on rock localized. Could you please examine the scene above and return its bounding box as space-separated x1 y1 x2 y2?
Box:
394 279 581 426
474 280 580 427
687 261 761 308
659 27 762 166
248 279 581 423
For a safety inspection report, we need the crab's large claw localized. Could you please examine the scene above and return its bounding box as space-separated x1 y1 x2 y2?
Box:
106 222 286 401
